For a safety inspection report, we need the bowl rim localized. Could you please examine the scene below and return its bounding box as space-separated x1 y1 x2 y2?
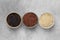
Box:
38 12 54 29
6 12 22 29
23 12 38 29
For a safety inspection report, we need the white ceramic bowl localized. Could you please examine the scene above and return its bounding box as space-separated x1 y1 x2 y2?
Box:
39 12 54 29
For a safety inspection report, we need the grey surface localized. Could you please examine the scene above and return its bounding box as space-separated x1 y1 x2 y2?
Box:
0 0 60 40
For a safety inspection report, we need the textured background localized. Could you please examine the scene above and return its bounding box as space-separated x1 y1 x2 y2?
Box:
0 0 60 40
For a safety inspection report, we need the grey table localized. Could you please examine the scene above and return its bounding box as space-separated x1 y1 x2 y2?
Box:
0 0 60 40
